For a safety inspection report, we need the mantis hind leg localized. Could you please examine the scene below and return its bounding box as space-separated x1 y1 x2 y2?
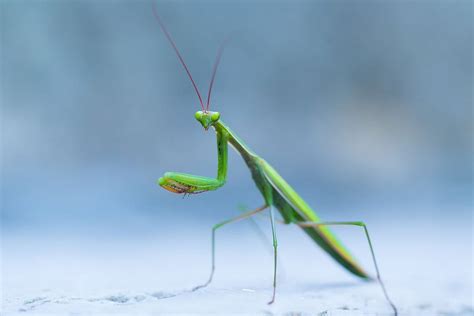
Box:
267 205 278 305
192 205 268 292
294 220 398 315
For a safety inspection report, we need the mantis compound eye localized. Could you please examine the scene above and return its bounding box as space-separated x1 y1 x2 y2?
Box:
211 112 220 121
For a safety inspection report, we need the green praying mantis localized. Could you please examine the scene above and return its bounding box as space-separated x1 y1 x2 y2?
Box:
153 4 397 315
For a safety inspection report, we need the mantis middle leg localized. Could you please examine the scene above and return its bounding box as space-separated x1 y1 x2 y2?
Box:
192 204 268 291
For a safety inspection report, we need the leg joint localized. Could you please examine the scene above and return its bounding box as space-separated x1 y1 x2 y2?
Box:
212 223 222 231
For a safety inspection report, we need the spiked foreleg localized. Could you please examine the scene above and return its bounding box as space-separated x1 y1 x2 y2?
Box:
158 125 229 195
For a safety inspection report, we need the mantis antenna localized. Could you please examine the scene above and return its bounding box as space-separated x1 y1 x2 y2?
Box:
206 38 230 111
152 2 205 111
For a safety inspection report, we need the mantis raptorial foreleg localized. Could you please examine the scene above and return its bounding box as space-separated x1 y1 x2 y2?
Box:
293 221 398 315
159 172 224 194
192 205 268 292
159 123 229 195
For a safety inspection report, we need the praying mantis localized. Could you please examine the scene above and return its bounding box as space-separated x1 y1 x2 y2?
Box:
153 4 397 315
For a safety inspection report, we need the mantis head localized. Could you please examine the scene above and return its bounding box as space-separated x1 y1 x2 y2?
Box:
195 111 220 130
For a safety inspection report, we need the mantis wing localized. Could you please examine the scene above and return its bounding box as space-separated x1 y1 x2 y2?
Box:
259 159 370 279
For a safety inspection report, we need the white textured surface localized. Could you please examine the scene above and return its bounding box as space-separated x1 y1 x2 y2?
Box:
2 217 472 315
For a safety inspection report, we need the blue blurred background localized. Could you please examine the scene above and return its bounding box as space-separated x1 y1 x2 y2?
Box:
1 0 472 314
2 0 471 230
